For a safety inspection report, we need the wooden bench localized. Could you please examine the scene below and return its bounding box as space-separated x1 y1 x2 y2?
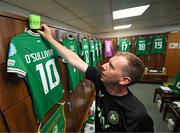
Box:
163 103 180 132
153 88 180 112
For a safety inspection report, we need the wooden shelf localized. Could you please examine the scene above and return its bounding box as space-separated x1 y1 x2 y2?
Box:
140 73 168 83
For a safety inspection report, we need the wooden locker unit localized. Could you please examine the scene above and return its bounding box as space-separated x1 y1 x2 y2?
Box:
147 54 166 70
0 11 27 64
67 84 85 131
0 11 95 132
134 34 166 70
59 61 71 132
135 34 167 83
112 37 117 53
3 97 38 132
104 34 166 71
138 56 148 67
140 73 168 83
0 64 29 111
0 11 38 132
78 80 95 131
103 34 168 83
83 79 95 110
165 31 180 77
0 111 8 132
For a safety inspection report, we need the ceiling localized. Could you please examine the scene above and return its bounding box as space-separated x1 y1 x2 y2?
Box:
2 0 180 35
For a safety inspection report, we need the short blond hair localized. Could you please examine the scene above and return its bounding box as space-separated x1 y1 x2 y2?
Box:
116 51 145 85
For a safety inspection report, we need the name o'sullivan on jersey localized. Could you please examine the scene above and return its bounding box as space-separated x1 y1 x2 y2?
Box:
25 49 54 64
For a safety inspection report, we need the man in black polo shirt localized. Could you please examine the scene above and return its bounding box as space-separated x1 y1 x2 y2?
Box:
38 24 154 132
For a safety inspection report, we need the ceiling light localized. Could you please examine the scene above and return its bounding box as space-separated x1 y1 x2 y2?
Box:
114 24 132 30
113 5 150 20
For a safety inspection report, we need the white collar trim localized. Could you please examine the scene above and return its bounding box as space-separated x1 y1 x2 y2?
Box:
27 30 40 37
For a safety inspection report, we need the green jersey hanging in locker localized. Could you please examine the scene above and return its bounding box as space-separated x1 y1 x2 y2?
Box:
135 37 149 55
172 73 180 94
89 39 96 67
63 35 80 92
80 37 90 65
98 40 103 61
117 38 131 52
94 39 100 64
77 38 84 81
151 34 166 54
7 30 64 122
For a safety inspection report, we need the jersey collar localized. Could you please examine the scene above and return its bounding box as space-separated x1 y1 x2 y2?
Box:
27 30 40 37
67 36 74 40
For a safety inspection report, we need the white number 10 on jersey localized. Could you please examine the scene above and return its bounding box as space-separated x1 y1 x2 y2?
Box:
36 59 60 95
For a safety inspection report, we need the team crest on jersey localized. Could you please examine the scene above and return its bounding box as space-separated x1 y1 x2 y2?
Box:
8 43 17 56
176 82 180 89
7 59 15 66
108 111 119 124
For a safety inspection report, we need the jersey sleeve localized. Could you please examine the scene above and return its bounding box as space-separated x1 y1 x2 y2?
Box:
7 42 27 76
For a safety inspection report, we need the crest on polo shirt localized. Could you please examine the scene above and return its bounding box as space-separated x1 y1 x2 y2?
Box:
108 111 119 124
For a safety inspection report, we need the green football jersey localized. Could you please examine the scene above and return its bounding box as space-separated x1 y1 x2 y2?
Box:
80 38 90 65
135 37 149 55
98 40 103 60
151 35 166 54
171 73 180 94
117 38 131 52
63 36 80 92
89 39 96 67
7 30 64 121
77 42 84 82
94 39 100 64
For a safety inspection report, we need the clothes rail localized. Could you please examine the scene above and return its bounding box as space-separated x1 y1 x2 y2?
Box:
48 24 98 39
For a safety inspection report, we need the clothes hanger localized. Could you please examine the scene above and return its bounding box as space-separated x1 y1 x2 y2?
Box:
68 34 73 38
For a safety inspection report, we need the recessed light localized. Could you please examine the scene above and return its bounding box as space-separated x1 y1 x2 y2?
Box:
113 5 150 20
114 24 132 30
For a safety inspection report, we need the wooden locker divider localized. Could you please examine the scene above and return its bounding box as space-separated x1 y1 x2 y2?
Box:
165 32 180 77
0 111 8 132
0 11 95 132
